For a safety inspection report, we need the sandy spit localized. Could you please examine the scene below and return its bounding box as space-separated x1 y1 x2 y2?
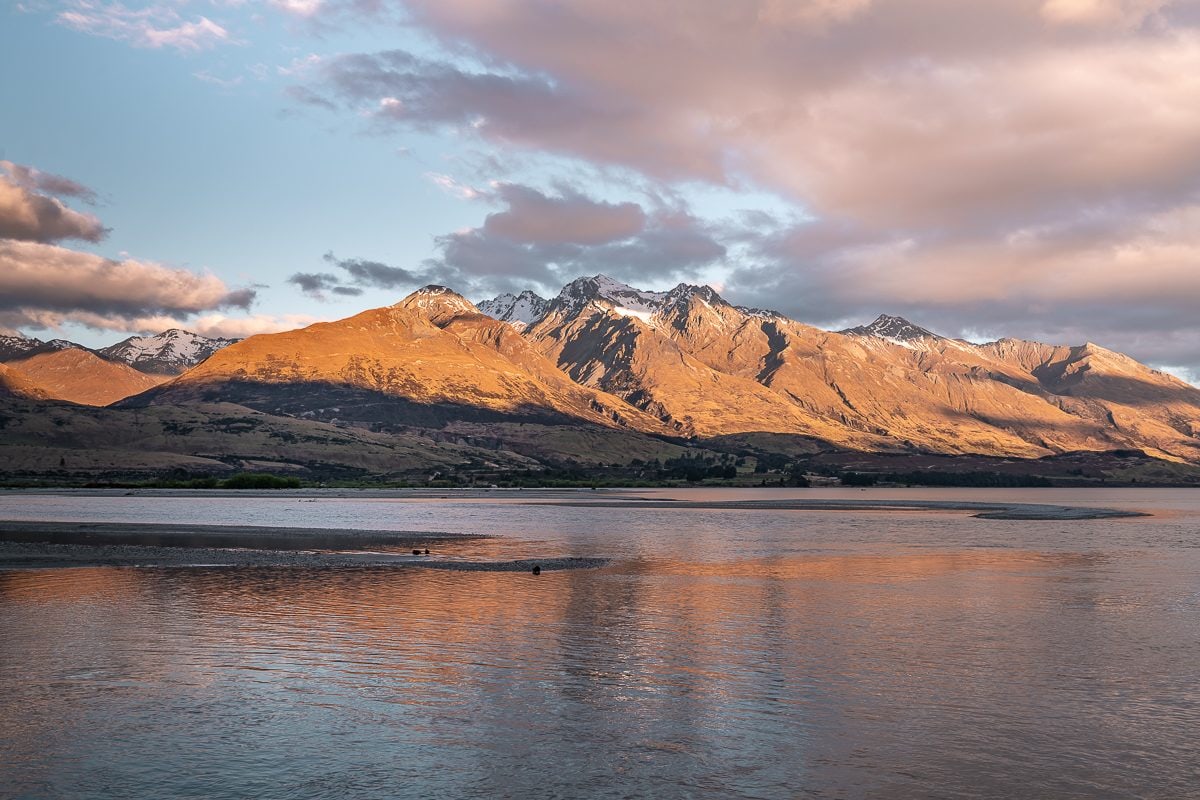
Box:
0 521 603 572
525 498 1149 520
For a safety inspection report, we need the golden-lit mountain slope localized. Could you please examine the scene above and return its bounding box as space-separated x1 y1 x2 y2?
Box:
527 292 887 446
502 276 1200 462
135 287 672 435
109 276 1200 465
5 349 168 406
0 362 53 400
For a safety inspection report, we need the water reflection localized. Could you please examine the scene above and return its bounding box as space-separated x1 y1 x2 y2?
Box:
3 501 1200 798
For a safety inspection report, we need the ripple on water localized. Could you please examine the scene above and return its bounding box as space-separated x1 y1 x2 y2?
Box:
2 490 1200 799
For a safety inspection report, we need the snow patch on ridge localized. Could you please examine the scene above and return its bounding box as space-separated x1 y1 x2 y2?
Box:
99 329 238 374
841 314 943 348
477 290 549 330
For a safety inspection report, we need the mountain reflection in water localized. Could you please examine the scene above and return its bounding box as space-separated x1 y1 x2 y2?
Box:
2 489 1199 799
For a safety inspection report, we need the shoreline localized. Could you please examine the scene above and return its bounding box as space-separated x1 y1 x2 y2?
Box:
0 485 1185 500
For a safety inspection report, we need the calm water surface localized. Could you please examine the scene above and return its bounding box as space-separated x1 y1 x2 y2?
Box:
1 488 1199 799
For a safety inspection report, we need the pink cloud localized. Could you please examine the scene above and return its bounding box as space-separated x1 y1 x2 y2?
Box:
299 1 1200 234
0 174 108 243
0 160 98 204
56 2 232 51
291 0 1200 375
0 239 255 323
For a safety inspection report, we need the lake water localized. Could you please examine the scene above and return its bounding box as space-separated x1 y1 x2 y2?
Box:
2 488 1199 799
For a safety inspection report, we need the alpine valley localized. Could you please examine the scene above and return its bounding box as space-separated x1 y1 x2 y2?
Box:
3 276 1199 486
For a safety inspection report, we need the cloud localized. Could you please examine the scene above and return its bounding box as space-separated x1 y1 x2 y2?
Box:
295 49 726 182
182 312 323 340
1 308 323 341
425 172 481 200
482 184 646 245
285 253 463 301
301 5 1200 234
0 160 274 340
0 239 256 333
193 69 244 88
1 160 98 204
291 1 1200 375
725 202 1200 376
424 183 725 293
287 270 364 300
1039 0 1171 26
323 252 436 288
56 2 232 51
271 0 323 17
0 174 108 243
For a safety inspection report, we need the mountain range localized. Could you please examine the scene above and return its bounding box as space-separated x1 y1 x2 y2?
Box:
470 276 1200 461
2 275 1198 484
0 329 239 406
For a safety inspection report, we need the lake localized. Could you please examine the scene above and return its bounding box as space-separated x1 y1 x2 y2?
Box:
1 487 1198 799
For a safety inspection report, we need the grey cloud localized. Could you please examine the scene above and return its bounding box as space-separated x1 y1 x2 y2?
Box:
296 50 728 182
723 205 1200 377
483 184 646 245
324 252 427 288
424 184 726 294
298 3 1200 232
310 252 463 295
292 2 1200 377
0 175 108 243
288 269 368 299
288 271 353 300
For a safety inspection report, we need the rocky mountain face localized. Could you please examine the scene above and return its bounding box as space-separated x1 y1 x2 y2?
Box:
475 290 549 331
840 314 942 345
4 349 168 406
131 286 672 436
99 329 238 375
465 275 1200 463
0 334 82 362
8 276 1198 467
0 328 237 403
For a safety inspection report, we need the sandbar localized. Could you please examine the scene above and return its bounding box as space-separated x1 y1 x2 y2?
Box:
526 498 1149 520
0 521 603 572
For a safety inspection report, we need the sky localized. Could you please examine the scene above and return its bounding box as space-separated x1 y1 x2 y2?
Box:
1 0 1198 382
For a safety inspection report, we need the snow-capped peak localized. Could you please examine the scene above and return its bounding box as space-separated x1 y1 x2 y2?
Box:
400 286 480 318
0 333 46 361
98 329 238 375
664 283 726 307
841 314 942 347
551 275 670 323
477 290 550 330
0 334 85 362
